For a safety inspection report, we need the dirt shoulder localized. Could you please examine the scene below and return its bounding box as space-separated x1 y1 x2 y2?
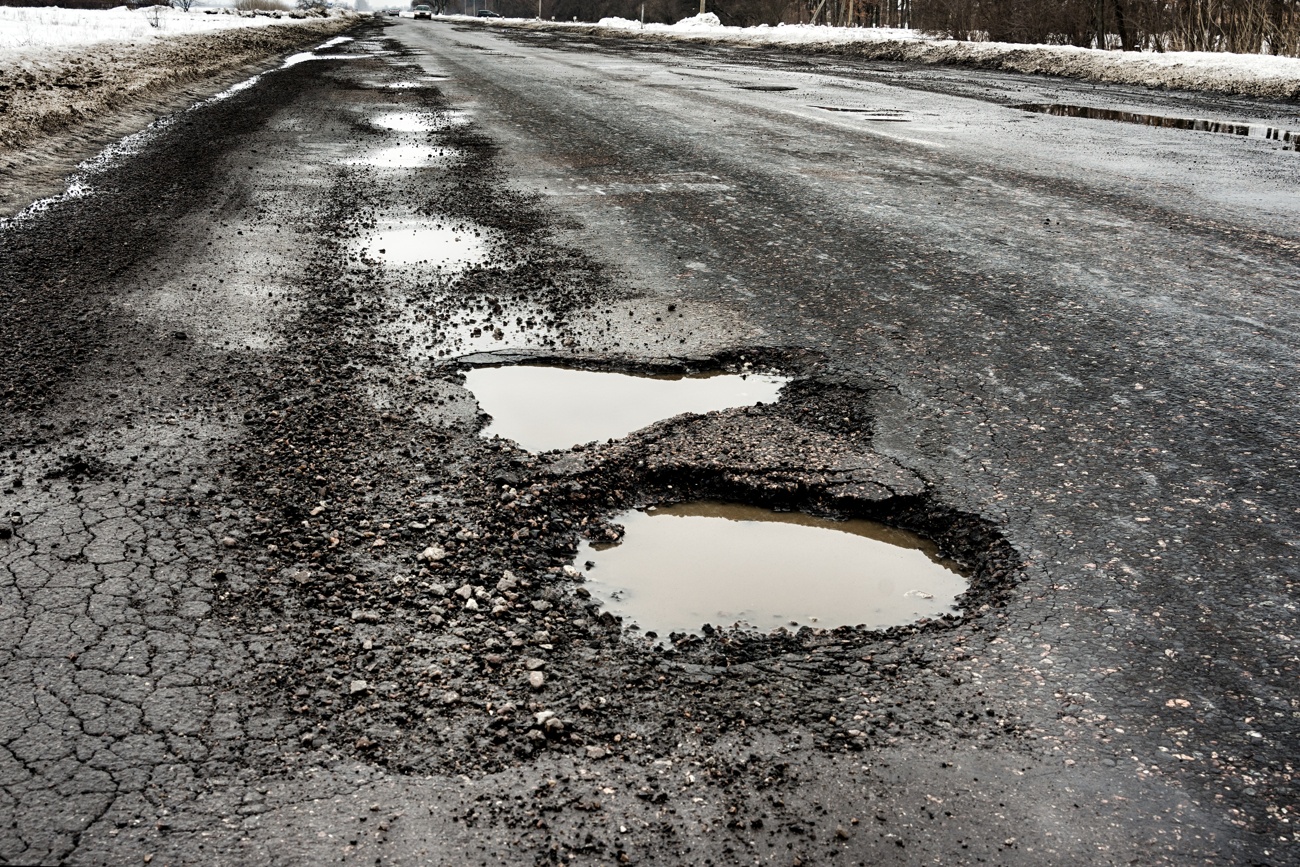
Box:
0 15 358 216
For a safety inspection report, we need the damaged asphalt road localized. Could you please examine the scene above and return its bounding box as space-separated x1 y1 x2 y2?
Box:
1 18 1297 866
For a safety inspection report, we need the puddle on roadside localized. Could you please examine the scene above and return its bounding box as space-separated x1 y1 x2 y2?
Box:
371 111 470 133
355 219 492 269
1015 103 1298 149
282 39 365 69
814 106 910 120
347 144 458 168
576 502 967 634
465 365 787 453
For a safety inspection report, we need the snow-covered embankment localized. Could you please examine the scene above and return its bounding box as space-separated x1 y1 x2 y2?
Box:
0 8 356 152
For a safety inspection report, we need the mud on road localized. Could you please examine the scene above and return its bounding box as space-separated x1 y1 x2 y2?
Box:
1 19 1297 867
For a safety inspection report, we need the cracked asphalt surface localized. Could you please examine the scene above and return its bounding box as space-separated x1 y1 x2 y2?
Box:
1 18 1297 866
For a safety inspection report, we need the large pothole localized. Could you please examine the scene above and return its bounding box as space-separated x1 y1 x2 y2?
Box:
574 500 967 635
459 359 1012 641
465 363 787 452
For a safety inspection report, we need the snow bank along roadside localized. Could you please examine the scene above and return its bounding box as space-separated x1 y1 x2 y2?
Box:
0 14 357 154
457 14 1300 100
0 5 329 53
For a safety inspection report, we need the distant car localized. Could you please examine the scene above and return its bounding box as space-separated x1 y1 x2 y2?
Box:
387 8 400 14
476 9 502 16
413 4 432 18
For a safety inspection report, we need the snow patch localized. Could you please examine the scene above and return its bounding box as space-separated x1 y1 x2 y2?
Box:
0 6 339 57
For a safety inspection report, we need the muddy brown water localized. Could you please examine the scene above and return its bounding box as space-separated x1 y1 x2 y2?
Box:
575 502 968 634
1015 102 1297 149
465 365 787 452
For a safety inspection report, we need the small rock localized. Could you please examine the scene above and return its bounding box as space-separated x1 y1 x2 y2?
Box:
427 582 448 597
464 598 480 611
442 691 460 705
419 544 447 562
221 536 238 548
532 600 552 612
349 680 369 695
351 610 381 623
585 746 607 760
523 657 546 671
528 671 545 689
497 571 518 591
455 585 474 600
562 565 582 579
534 710 555 725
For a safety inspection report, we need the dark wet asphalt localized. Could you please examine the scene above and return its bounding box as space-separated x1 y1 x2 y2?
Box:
1 18 1297 866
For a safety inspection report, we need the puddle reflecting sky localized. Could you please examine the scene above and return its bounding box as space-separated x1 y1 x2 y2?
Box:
371 111 470 132
358 220 491 269
465 365 787 452
371 112 438 132
347 144 458 168
1016 102 1297 149
577 502 967 634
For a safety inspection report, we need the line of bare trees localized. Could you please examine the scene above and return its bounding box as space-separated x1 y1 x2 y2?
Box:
912 0 1300 54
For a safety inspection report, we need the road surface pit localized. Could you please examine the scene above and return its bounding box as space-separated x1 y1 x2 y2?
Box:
575 502 967 634
347 144 457 168
371 111 470 133
1015 103 1297 148
465 365 787 452
814 106 910 120
357 220 491 270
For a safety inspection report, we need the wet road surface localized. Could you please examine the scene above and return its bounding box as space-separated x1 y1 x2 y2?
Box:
1 19 1297 866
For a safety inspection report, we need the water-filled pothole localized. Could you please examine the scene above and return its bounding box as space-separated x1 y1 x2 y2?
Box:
347 144 458 169
576 502 967 634
356 220 492 269
371 111 469 133
282 38 362 69
1015 103 1297 149
465 365 787 453
814 106 910 120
